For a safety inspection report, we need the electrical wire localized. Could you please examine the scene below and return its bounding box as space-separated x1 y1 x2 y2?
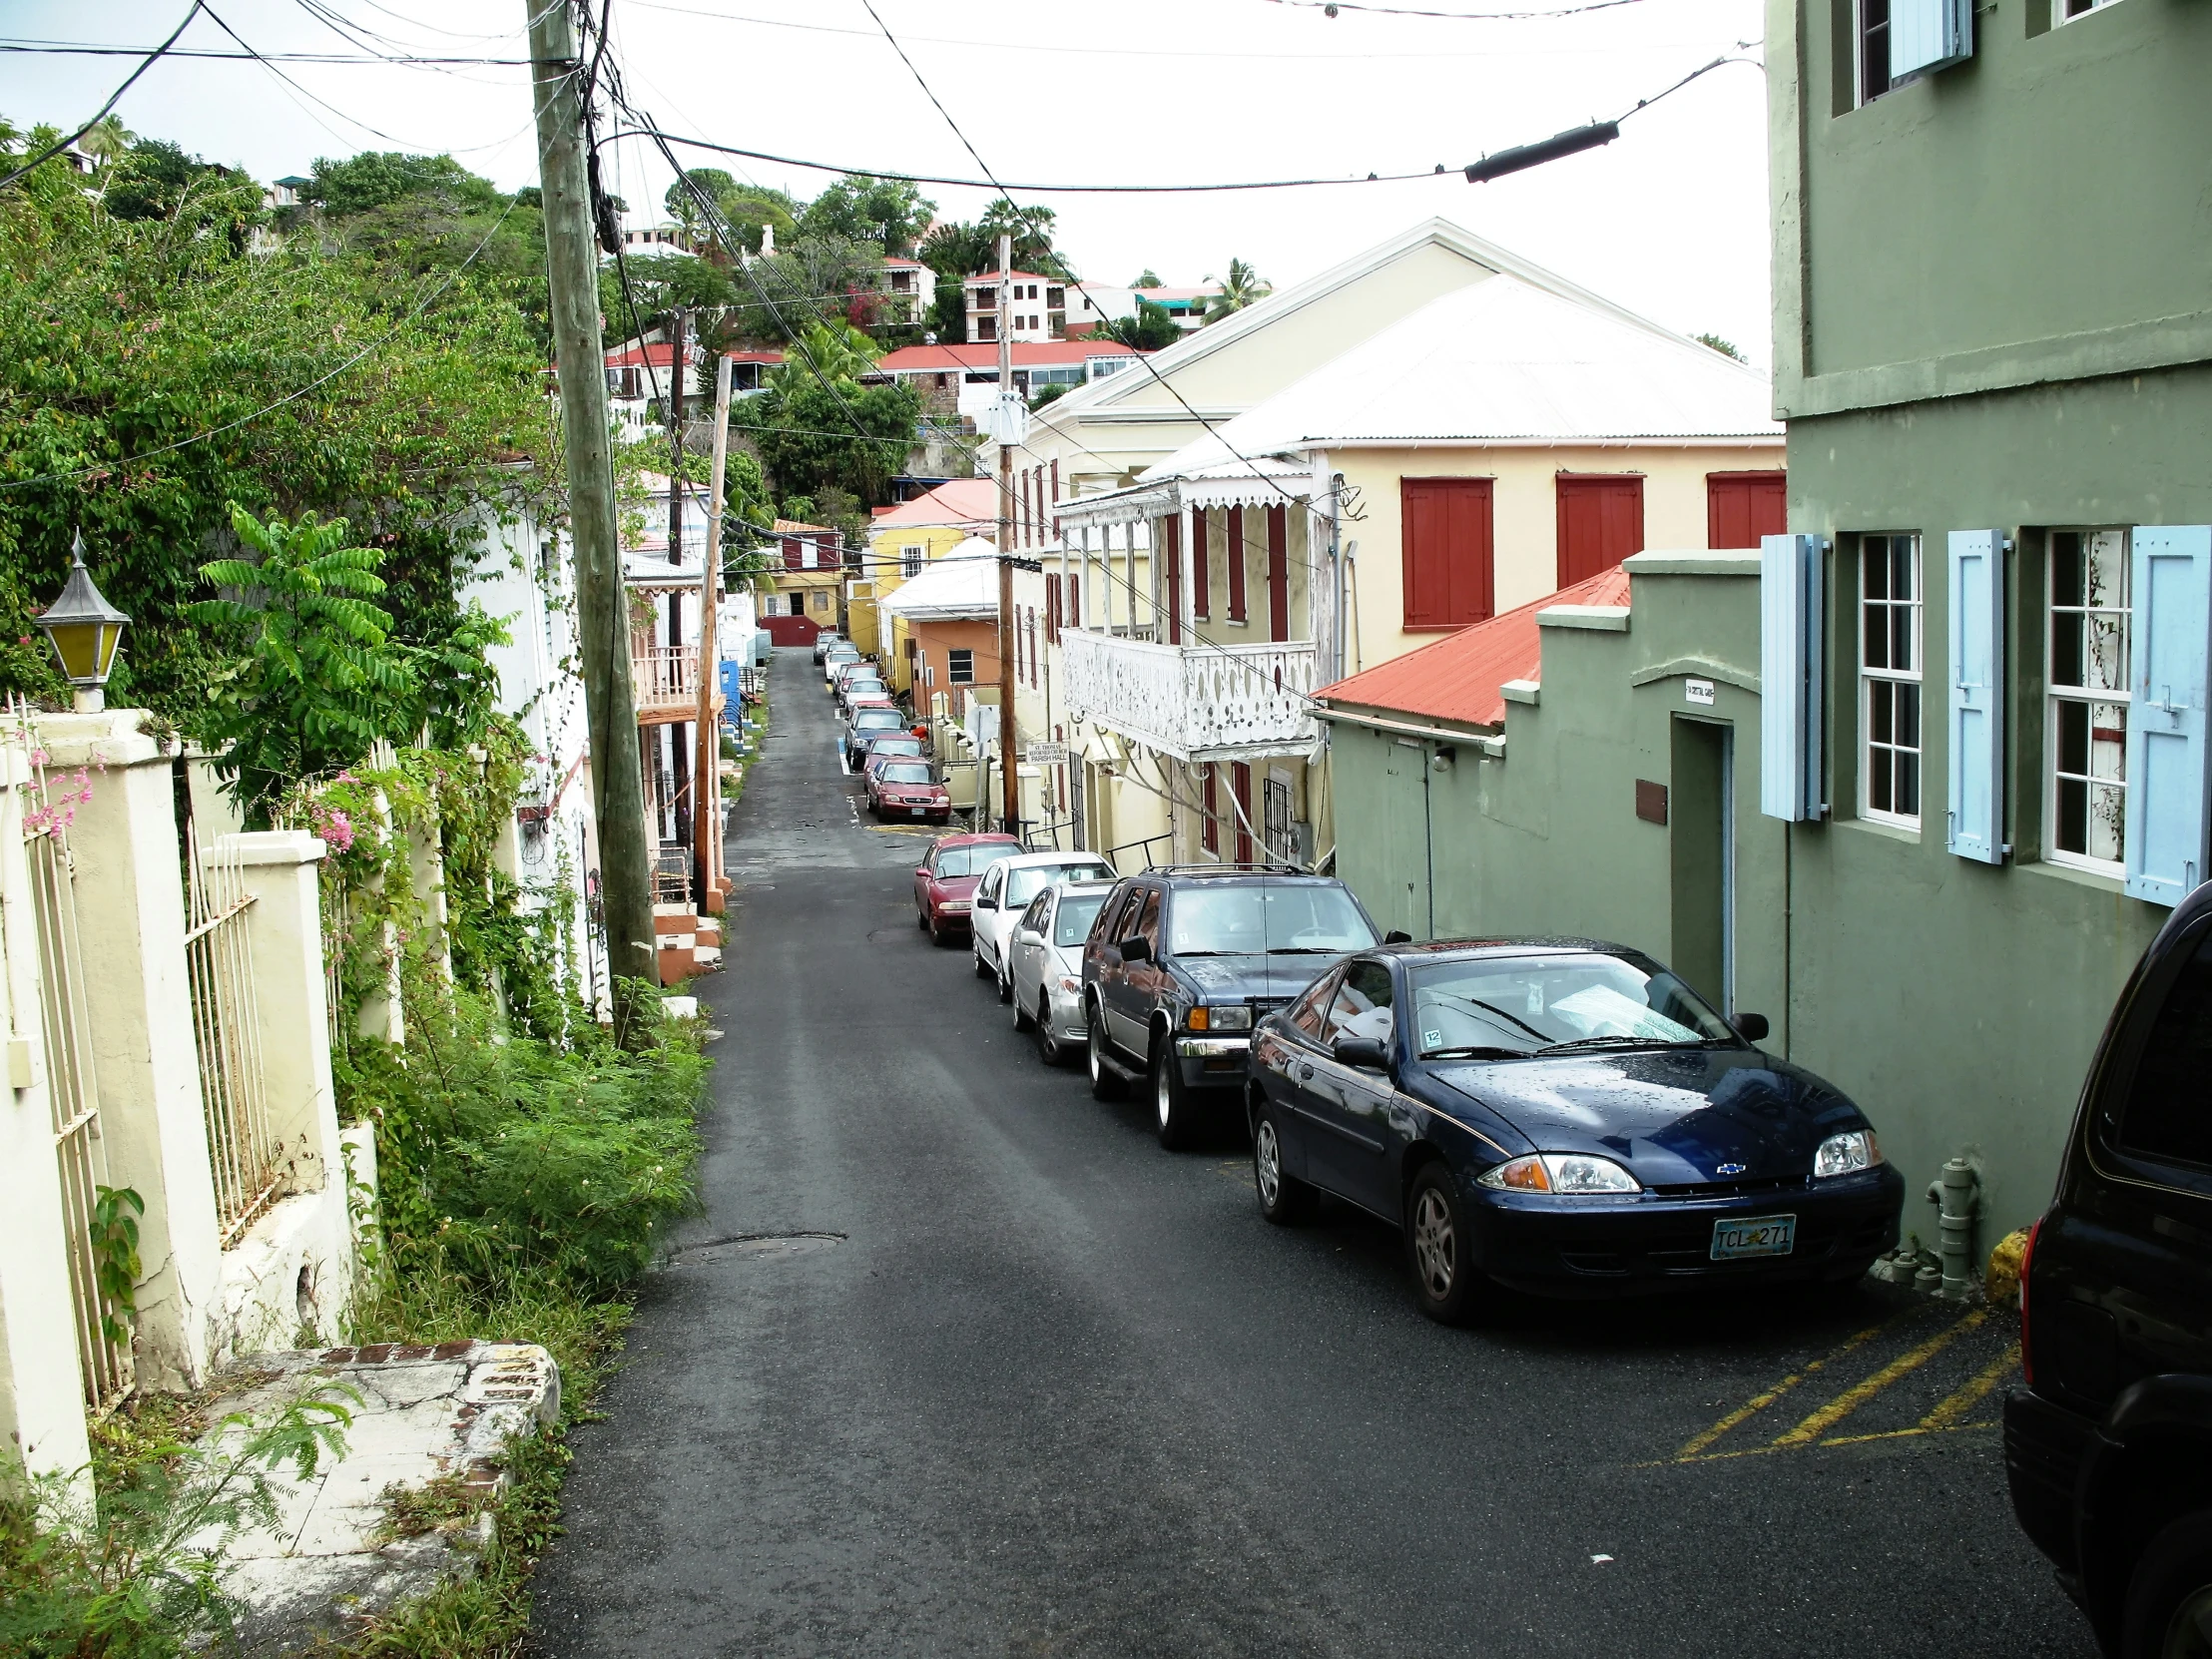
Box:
0 41 533 64
0 0 205 192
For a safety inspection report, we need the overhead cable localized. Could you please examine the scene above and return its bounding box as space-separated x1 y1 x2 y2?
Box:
0 0 205 192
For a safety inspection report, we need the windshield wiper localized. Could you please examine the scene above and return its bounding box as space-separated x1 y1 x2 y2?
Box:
1266 946 1341 955
1172 949 1244 957
1539 1034 1691 1054
1421 1044 1531 1060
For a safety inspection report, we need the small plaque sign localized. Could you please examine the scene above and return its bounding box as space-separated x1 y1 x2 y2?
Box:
1685 678 1717 707
1026 743 1069 765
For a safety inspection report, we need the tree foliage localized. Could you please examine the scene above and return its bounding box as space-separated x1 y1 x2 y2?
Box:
1116 297 1182 350
1204 258 1271 322
796 172 934 257
750 322 917 510
306 150 503 218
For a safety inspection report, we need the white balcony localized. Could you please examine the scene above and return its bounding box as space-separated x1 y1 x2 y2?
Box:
632 645 702 722
1059 631 1319 760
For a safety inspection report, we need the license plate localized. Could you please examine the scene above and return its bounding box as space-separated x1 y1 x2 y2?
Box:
1710 1214 1797 1261
910 808 924 817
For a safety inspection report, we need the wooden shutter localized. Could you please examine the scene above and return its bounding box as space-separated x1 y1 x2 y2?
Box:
1945 530 2006 864
1232 762 1253 862
1556 476 1644 586
2124 525 2212 905
1760 533 1828 822
782 536 802 571
1227 506 1248 622
1069 573 1081 628
1400 477 1495 629
1050 459 1060 543
1191 511 1211 618
1164 514 1183 646
1266 506 1290 641
1707 472 1788 550
1202 765 1219 854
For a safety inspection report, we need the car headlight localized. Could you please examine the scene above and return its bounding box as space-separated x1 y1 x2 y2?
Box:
943 900 970 912
1056 975 1081 993
1188 1004 1251 1031
1476 1153 1641 1195
1814 1130 1882 1179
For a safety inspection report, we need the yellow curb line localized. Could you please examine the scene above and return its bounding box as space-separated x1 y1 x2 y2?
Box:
1673 1319 1892 1460
1770 1307 1989 1447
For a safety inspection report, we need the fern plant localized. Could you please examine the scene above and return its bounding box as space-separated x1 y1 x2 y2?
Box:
189 505 418 826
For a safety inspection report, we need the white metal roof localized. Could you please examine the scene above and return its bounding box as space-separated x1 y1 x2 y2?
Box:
876 538 1000 620
1143 276 1783 479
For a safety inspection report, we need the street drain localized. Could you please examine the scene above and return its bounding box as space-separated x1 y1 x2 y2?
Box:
668 1232 844 1267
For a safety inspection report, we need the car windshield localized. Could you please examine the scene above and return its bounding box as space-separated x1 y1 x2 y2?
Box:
853 710 901 728
933 842 1020 878
880 763 932 785
869 740 922 758
1406 952 1735 1058
1165 884 1376 956
1054 891 1108 946
1004 861 1114 907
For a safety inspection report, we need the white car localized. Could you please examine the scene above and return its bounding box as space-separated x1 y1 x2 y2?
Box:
1007 880 1117 1065
823 649 859 689
970 851 1115 998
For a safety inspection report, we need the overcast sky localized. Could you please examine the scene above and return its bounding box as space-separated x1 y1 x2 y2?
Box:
2 0 1775 364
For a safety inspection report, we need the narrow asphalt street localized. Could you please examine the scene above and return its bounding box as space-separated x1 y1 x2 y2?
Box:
532 648 2094 1658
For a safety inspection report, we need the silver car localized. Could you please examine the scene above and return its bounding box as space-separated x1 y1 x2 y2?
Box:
1007 879 1116 1065
972 851 1114 997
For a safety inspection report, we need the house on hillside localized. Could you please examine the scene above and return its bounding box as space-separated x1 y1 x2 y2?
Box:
853 478 998 682
870 257 934 327
874 340 1146 424
757 519 845 645
1125 283 1222 333
1026 225 1781 876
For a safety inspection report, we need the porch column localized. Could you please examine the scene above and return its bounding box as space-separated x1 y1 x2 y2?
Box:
41 712 222 1390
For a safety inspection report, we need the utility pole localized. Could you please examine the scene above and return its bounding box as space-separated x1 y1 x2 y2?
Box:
995 233 1018 834
666 304 687 567
525 0 658 1029
694 350 732 911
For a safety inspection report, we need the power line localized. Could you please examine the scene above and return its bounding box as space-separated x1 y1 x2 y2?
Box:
0 40 532 64
0 0 205 192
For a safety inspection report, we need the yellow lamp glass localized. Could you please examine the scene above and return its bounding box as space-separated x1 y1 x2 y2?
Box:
43 620 108 683
37 535 130 689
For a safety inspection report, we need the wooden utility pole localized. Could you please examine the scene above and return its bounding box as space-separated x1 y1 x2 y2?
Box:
525 0 658 1025
995 233 1018 833
694 350 732 909
666 305 687 567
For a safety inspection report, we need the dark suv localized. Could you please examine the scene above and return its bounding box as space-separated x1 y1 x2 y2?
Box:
2005 879 2212 1657
1080 866 1382 1148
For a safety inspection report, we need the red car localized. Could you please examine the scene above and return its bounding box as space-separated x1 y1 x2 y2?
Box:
868 759 950 824
913 832 1021 946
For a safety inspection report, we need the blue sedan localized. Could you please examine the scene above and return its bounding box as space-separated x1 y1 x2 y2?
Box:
1245 939 1906 1322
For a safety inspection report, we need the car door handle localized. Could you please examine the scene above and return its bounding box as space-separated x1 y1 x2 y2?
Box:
1298 1064 1314 1080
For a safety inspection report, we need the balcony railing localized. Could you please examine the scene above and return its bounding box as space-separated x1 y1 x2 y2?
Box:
633 646 700 716
1059 631 1319 759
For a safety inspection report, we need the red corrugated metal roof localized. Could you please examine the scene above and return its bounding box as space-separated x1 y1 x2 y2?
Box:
1316 565 1631 730
870 478 999 529
875 340 1143 372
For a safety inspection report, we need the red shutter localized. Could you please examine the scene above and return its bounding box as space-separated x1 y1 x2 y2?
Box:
1164 514 1183 646
1232 762 1253 863
1050 459 1060 542
1190 512 1211 618
1202 764 1219 854
1227 505 1247 622
1027 607 1037 686
1555 475 1645 587
782 537 802 571
1266 505 1289 641
1046 576 1061 639
1706 470 1788 549
1069 573 1081 628
1399 477 1495 629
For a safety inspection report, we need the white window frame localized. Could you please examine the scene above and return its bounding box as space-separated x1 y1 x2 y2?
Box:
2056 0 2125 22
1860 532 1925 830
1856 0 1892 106
947 648 975 686
901 544 923 580
2046 527 2132 875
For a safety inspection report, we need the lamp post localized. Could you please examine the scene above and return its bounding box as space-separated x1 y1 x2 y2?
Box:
37 532 130 714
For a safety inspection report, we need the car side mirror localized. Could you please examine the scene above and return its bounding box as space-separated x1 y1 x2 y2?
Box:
975 893 996 910
1333 1036 1390 1072
1732 1012 1770 1042
915 865 929 878
1118 935 1151 964
1015 927 1043 946
1382 929 1412 945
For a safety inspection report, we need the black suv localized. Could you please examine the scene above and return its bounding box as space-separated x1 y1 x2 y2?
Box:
1080 866 1383 1148
2006 879 2212 1657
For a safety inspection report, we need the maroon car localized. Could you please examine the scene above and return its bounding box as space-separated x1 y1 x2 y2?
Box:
913 832 1021 946
869 760 950 824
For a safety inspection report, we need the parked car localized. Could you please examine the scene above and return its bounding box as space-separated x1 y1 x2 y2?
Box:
812 630 845 666
827 657 868 695
868 760 949 824
835 673 889 720
823 648 859 689
859 734 925 781
1008 879 1117 1065
2006 880 2212 1658
969 851 1116 996
913 833 1022 945
843 706 908 769
1082 867 1381 1147
1244 938 1904 1322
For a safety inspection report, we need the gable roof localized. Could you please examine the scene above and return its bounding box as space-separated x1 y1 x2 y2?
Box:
1143 276 1781 481
876 539 1000 619
869 478 999 532
876 340 1143 373
1316 565 1632 730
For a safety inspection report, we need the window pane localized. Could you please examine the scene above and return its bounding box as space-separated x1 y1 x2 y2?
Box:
1896 682 1921 749
1870 747 1894 814
1870 679 1894 744
1890 541 1916 603
2057 777 2088 854
2086 613 2127 693
1897 750 1920 818
2052 532 2083 608
1864 539 1891 601
2057 698 2089 776
2084 530 2126 611
1865 600 1889 670
1892 603 1915 673
2091 702 2127 781
2053 610 2084 689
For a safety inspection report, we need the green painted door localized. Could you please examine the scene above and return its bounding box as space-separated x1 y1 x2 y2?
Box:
1380 737 1431 939
1669 717 1734 1010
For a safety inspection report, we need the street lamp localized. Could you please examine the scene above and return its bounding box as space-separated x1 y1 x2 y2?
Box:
37 532 130 714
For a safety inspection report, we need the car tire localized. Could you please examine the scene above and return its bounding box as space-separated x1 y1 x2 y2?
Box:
1152 1035 1197 1151
929 915 951 949
1253 1104 1317 1225
1012 982 1034 1031
1405 1161 1490 1326
917 906 929 930
1034 995 1063 1065
996 962 1014 1004
1088 1006 1126 1101
973 944 992 980
2123 1510 2212 1659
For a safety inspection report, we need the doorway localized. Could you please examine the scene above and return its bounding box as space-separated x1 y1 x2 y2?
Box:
1669 717 1734 1012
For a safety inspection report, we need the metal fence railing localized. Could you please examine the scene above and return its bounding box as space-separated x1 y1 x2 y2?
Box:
185 822 276 1247
13 701 130 1405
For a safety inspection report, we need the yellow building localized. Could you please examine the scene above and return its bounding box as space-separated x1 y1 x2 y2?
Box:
758 518 844 646
853 479 998 690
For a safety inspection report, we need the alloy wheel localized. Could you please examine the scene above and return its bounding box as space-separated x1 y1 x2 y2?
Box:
1089 1018 1105 1081
1412 1187 1456 1300
2163 1587 2212 1658
1255 1120 1282 1208
1155 1054 1174 1130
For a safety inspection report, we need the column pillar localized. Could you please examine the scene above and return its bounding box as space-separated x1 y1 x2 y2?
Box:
41 712 221 1390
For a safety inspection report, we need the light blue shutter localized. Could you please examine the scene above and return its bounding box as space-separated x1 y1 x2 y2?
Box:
1761 533 1827 822
1946 530 2006 863
2124 526 2212 906
1891 0 1973 80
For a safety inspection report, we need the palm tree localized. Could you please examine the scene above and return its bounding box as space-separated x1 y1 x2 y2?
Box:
1203 259 1271 323
77 115 133 173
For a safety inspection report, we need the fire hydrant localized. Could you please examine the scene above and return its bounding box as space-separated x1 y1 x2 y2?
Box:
1925 1158 1980 1301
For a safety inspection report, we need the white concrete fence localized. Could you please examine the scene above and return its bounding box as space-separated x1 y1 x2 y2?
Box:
0 709 372 1488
